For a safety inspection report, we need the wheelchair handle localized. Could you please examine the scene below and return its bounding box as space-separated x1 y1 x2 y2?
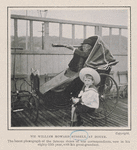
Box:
52 44 80 48
52 44 67 47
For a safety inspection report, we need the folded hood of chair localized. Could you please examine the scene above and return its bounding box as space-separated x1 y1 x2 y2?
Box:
84 36 116 69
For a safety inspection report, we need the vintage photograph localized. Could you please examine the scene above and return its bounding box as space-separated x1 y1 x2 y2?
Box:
10 7 129 128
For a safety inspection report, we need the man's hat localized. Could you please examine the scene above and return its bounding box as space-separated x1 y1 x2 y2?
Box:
82 38 95 47
79 67 101 85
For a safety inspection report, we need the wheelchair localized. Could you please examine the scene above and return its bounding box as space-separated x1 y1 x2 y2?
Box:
11 36 119 125
29 36 119 125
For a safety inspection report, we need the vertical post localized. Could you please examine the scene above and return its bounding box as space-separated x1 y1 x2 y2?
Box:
95 26 99 35
72 24 75 45
119 28 122 51
83 25 86 39
26 11 28 50
42 23 44 50
99 26 102 37
44 22 49 50
95 26 102 36
30 20 33 50
59 23 62 44
14 19 18 47
109 27 112 49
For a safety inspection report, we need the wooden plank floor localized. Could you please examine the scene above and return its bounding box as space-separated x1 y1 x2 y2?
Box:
11 98 128 127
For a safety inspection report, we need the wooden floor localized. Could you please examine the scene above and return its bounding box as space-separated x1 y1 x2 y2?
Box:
11 98 128 127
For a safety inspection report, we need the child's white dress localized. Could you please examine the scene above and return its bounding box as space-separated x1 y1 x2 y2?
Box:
78 87 99 109
71 87 99 122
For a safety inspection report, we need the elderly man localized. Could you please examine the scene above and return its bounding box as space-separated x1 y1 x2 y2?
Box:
66 37 96 72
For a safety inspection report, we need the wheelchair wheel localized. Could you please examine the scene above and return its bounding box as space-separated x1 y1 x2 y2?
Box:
89 73 119 120
24 95 39 122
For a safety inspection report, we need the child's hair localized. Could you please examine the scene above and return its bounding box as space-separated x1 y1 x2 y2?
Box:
84 74 94 81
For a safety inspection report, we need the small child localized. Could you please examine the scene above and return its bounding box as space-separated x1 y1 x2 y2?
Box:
71 67 100 126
